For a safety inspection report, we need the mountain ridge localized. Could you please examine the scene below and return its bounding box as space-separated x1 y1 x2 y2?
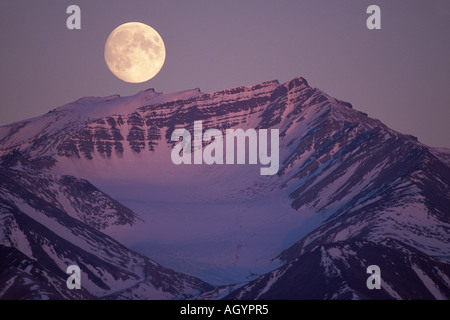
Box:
0 76 449 299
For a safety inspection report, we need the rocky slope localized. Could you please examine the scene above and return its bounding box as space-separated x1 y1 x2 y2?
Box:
0 76 449 299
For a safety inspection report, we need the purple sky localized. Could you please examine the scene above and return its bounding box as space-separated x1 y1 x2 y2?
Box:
0 0 449 147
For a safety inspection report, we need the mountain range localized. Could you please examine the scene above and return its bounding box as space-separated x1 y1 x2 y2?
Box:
0 76 449 299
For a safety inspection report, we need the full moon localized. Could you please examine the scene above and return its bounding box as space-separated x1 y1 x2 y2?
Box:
104 22 166 83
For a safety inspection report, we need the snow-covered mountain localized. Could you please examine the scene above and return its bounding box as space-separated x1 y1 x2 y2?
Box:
0 166 212 299
0 76 449 299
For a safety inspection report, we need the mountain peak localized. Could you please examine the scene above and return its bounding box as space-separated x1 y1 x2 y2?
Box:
284 76 309 89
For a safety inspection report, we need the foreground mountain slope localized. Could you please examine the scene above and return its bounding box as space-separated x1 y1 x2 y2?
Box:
0 244 93 299
0 167 212 299
225 239 450 300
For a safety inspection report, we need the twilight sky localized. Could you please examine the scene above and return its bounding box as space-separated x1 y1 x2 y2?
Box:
0 0 449 147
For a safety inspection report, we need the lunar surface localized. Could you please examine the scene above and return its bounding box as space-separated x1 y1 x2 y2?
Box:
104 22 166 83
